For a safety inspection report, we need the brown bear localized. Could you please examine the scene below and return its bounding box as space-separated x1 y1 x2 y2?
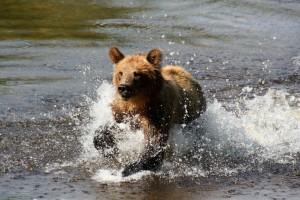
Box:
94 47 206 177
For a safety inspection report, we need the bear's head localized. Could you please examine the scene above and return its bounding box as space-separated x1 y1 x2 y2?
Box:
109 47 163 101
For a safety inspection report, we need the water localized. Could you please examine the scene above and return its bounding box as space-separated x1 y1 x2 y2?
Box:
0 0 300 199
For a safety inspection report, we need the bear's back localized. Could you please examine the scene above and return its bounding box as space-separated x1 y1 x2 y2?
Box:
161 66 206 124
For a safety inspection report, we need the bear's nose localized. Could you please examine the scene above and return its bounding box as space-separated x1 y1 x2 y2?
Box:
118 84 128 93
118 84 131 99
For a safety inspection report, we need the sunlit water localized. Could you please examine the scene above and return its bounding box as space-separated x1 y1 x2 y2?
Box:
0 0 300 199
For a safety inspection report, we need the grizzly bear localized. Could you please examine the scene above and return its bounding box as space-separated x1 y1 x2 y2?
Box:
94 47 206 177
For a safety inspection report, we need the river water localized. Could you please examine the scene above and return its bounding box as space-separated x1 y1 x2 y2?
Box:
0 0 300 199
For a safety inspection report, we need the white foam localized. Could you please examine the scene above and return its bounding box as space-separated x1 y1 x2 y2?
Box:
239 89 300 158
92 169 151 183
199 88 300 162
78 81 145 174
80 82 300 182
79 81 115 161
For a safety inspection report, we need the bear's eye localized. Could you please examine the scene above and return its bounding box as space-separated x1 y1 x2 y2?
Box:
133 71 141 79
118 71 123 81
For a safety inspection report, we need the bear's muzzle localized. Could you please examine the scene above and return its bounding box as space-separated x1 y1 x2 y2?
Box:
118 84 133 100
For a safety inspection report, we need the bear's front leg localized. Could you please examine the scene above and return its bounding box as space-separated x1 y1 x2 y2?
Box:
93 124 120 157
122 145 164 177
122 117 169 177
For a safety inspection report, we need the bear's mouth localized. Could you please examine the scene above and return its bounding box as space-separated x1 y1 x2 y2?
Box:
120 93 132 100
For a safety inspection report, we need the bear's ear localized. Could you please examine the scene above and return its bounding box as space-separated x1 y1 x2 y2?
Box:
109 47 125 64
147 49 162 67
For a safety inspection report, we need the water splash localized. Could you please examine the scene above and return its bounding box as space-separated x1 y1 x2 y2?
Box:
92 169 151 183
78 81 144 172
237 89 300 159
81 82 300 182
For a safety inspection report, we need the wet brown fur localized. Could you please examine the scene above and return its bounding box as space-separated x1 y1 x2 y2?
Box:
107 47 206 176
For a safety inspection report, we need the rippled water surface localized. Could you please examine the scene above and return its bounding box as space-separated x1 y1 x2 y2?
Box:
1 0 300 199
